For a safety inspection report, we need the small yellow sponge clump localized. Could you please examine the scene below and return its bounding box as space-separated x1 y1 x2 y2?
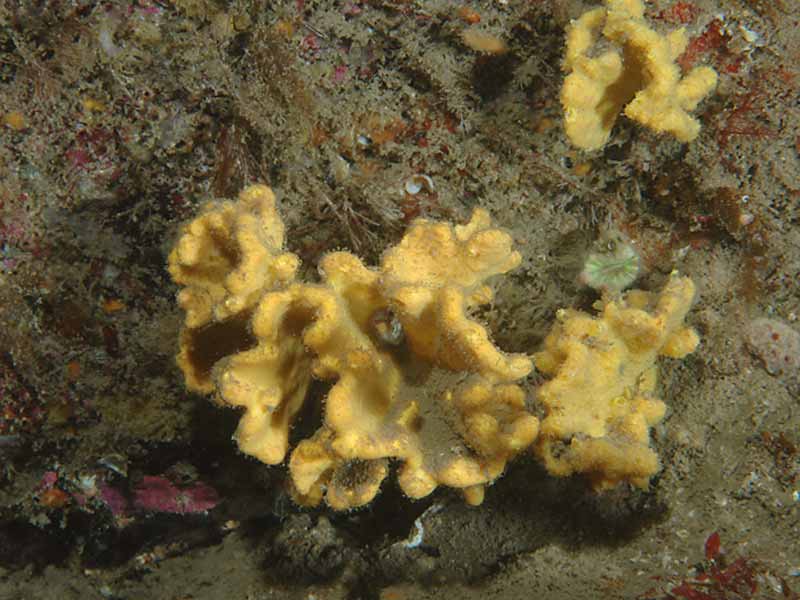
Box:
534 273 699 490
167 185 300 392
169 185 537 509
561 0 717 150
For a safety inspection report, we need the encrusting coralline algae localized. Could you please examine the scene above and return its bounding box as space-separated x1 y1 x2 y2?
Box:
745 317 800 393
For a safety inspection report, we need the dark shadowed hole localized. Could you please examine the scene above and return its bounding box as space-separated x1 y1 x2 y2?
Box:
183 311 256 388
0 521 71 571
471 53 519 102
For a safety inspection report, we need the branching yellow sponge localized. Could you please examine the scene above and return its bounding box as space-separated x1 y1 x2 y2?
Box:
562 0 717 150
534 273 700 490
169 185 537 509
170 185 701 505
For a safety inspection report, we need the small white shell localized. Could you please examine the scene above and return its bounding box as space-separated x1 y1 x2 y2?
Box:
403 174 434 195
